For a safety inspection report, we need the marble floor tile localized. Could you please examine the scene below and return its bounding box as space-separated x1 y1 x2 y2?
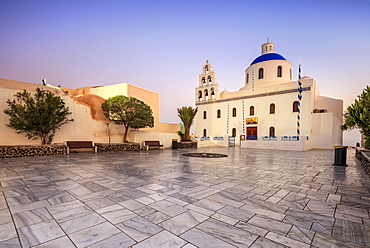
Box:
265 232 310 248
69 222 120 248
287 226 315 244
149 200 187 217
250 236 289 248
197 218 258 247
52 205 93 223
0 222 17 242
117 216 163 241
332 218 370 246
312 232 366 248
119 199 145 211
0 237 22 248
248 215 292 236
12 207 53 228
84 197 116 210
46 200 85 214
10 199 50 214
132 230 187 248
180 228 236 248
18 219 65 247
86 232 135 248
96 204 137 224
33 236 76 248
211 212 239 225
0 208 12 224
193 198 224 211
160 210 208 235
60 213 106 234
143 210 171 224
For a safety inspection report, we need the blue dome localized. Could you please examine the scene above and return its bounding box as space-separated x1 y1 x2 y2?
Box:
250 53 287 66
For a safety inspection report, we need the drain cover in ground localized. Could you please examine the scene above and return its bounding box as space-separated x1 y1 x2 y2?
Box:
182 153 228 158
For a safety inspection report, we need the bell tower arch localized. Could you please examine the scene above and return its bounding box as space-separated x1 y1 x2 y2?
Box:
196 60 220 102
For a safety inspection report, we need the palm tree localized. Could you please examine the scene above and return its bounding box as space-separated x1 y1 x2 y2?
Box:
177 106 198 141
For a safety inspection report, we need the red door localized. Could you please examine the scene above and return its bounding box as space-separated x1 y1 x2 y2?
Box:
247 127 257 140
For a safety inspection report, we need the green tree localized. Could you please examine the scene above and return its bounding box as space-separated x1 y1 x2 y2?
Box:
177 106 198 142
101 95 154 143
3 88 73 145
342 86 370 148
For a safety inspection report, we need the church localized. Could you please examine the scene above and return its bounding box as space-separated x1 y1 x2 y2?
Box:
194 41 343 151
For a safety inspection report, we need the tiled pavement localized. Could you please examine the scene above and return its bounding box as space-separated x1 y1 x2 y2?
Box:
0 147 369 248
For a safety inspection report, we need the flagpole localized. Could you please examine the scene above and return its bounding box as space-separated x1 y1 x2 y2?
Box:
297 64 302 140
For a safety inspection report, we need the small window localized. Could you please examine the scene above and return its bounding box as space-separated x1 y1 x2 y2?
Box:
204 89 208 96
202 77 206 85
270 103 275 114
277 66 282 77
293 101 299 112
203 111 207 119
232 108 237 117
208 76 212 84
258 68 264 79
250 106 255 116
198 90 202 99
203 129 207 137
290 69 292 80
217 109 221 118
269 127 275 137
246 73 249 84
232 128 236 137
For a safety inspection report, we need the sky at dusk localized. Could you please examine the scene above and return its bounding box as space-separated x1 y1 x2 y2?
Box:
1 0 369 145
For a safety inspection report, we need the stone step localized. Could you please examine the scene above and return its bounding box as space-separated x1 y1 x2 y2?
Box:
198 140 218 147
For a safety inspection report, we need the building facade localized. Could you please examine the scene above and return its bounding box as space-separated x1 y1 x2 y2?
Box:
0 79 179 147
194 41 343 150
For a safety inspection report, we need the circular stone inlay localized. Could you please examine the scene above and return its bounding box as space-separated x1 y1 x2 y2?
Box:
182 153 228 158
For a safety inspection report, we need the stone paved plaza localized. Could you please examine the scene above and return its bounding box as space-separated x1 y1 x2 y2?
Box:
0 147 369 248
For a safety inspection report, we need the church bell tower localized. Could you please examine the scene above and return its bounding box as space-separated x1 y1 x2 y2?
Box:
195 60 220 103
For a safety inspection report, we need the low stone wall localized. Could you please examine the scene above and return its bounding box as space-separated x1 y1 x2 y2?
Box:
95 143 140 152
177 142 197 149
0 145 67 158
355 148 370 178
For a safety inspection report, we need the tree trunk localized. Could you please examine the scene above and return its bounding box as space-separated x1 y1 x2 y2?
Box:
123 125 129 143
184 127 190 141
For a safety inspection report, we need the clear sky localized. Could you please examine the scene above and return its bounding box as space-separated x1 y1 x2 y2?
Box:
1 0 369 145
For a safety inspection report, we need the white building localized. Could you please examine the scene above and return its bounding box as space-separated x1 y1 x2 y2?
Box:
194 41 343 151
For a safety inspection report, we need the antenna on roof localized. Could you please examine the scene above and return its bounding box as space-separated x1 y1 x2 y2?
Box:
267 37 269 42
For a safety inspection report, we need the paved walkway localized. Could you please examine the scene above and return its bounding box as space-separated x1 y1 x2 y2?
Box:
0 147 369 248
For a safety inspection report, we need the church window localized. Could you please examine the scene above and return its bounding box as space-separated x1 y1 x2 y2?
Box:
205 65 208 71
208 76 212 84
277 66 282 77
250 106 255 116
290 69 292 80
270 103 275 114
217 109 221 118
258 68 264 79
232 108 237 117
269 127 275 137
232 128 236 137
203 129 207 137
293 101 299 112
202 77 206 85
204 89 208 96
246 73 249 84
203 111 207 119
270 45 272 51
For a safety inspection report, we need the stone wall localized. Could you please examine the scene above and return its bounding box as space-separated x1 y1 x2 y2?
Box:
0 145 67 158
355 148 370 178
177 142 197 149
95 143 140 152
